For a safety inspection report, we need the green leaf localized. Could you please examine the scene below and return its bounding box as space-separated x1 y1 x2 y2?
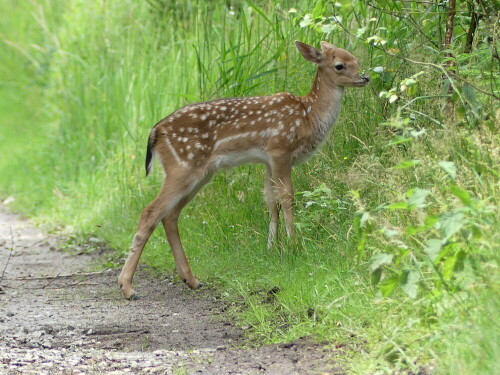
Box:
383 228 400 238
455 105 467 119
424 239 443 262
406 188 431 209
371 268 382 285
454 250 466 273
356 26 367 38
360 212 371 227
438 211 466 239
370 253 394 272
462 84 478 107
434 243 455 264
401 270 420 298
442 253 458 280
406 214 437 234
388 136 412 145
386 202 408 210
424 215 438 228
438 161 457 179
380 276 399 296
405 225 426 235
450 185 472 206
311 0 326 19
392 160 421 169
407 85 418 96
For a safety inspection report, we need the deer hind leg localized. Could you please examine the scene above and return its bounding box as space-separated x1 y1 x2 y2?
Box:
161 171 213 289
118 169 207 299
264 166 280 248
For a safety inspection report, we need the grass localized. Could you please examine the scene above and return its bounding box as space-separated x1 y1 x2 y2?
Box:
1 0 498 374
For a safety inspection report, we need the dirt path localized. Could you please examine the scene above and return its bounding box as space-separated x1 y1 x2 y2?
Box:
0 209 344 374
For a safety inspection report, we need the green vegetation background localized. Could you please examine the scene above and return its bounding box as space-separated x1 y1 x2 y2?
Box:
1 1 498 374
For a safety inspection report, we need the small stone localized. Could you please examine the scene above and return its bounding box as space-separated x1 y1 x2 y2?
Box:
42 341 52 348
32 330 45 338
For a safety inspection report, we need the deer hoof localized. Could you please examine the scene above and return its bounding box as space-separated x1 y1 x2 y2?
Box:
127 293 140 301
119 283 137 300
185 278 201 289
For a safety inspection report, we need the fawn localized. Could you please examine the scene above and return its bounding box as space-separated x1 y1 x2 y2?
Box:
118 41 369 299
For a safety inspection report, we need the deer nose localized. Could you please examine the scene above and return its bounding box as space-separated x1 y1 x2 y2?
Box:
361 75 370 83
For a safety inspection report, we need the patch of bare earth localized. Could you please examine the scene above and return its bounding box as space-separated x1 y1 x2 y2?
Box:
0 209 345 374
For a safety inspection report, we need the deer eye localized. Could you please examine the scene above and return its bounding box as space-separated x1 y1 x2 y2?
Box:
334 63 345 71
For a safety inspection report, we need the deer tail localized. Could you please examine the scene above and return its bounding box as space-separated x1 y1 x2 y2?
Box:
145 127 157 177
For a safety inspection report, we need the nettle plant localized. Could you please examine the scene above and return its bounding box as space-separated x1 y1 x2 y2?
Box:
364 179 495 300
355 73 496 301
295 183 350 235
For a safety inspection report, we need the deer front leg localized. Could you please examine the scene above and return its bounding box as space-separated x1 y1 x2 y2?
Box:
264 166 280 248
271 156 295 238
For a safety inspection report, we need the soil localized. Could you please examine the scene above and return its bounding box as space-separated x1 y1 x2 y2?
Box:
0 209 345 375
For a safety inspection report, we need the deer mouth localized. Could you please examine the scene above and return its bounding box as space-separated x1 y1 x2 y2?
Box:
353 75 370 87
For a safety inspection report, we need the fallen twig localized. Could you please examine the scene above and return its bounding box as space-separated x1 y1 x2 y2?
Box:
5 269 113 281
41 271 62 289
0 226 14 285
1 282 102 290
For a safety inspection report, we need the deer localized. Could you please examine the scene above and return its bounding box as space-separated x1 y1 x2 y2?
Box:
118 41 369 300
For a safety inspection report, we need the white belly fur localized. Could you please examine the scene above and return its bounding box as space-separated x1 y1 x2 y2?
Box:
210 148 270 170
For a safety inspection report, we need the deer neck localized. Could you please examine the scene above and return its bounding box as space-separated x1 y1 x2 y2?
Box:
301 69 345 136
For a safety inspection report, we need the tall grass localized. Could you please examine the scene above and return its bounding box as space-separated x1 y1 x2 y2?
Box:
1 1 498 374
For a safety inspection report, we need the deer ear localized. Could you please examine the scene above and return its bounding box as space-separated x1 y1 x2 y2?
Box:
295 41 323 64
320 41 337 51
